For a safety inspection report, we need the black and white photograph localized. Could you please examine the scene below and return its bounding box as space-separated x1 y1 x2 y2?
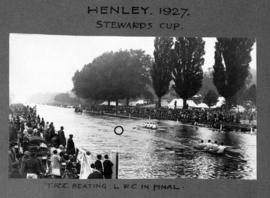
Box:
9 34 257 180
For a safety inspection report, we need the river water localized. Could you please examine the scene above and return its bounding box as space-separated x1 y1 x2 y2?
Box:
36 105 256 179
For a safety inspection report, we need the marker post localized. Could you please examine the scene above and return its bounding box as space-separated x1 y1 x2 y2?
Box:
114 125 124 179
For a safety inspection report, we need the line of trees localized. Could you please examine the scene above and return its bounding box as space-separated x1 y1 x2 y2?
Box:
72 37 255 109
151 37 255 109
151 37 205 109
54 93 80 106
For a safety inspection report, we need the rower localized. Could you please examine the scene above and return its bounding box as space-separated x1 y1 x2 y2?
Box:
151 123 157 129
208 141 219 152
205 140 212 147
204 140 214 151
197 140 207 149
217 142 227 154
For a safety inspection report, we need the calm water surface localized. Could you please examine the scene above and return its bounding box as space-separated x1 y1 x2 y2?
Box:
37 105 256 179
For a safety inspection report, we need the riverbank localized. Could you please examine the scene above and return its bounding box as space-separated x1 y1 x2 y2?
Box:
84 110 143 120
82 108 256 134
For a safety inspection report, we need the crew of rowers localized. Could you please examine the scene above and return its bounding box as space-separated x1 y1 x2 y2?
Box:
197 140 227 154
144 122 157 129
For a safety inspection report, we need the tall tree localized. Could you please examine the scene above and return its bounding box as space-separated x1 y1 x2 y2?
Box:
172 37 205 109
198 70 218 97
203 89 218 107
213 38 255 107
151 37 174 107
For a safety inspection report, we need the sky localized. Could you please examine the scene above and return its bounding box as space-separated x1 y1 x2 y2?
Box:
9 34 256 103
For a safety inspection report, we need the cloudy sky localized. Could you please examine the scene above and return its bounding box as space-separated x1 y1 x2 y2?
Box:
9 34 256 103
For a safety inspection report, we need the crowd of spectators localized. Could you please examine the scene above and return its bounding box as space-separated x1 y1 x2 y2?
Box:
9 104 114 179
87 105 257 131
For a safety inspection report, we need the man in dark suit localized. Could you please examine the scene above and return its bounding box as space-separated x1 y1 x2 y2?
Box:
66 134 76 155
58 126 66 147
94 154 103 174
103 154 114 179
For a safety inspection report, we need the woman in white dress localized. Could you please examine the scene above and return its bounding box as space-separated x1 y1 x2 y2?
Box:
50 150 61 178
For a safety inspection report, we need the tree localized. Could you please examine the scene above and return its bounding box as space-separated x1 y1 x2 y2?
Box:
172 37 205 109
203 89 218 107
54 93 80 106
213 38 255 107
151 37 174 107
72 50 152 108
198 70 218 97
72 62 104 101
122 50 152 106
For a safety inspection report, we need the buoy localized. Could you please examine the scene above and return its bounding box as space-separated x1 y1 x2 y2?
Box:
114 125 124 135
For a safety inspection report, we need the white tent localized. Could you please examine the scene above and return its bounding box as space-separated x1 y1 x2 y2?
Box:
196 103 209 108
100 101 123 106
129 99 146 106
161 100 169 107
187 100 198 108
168 99 198 109
210 97 225 108
168 99 183 109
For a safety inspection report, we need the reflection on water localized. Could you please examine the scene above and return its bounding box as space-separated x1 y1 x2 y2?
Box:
37 105 256 179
